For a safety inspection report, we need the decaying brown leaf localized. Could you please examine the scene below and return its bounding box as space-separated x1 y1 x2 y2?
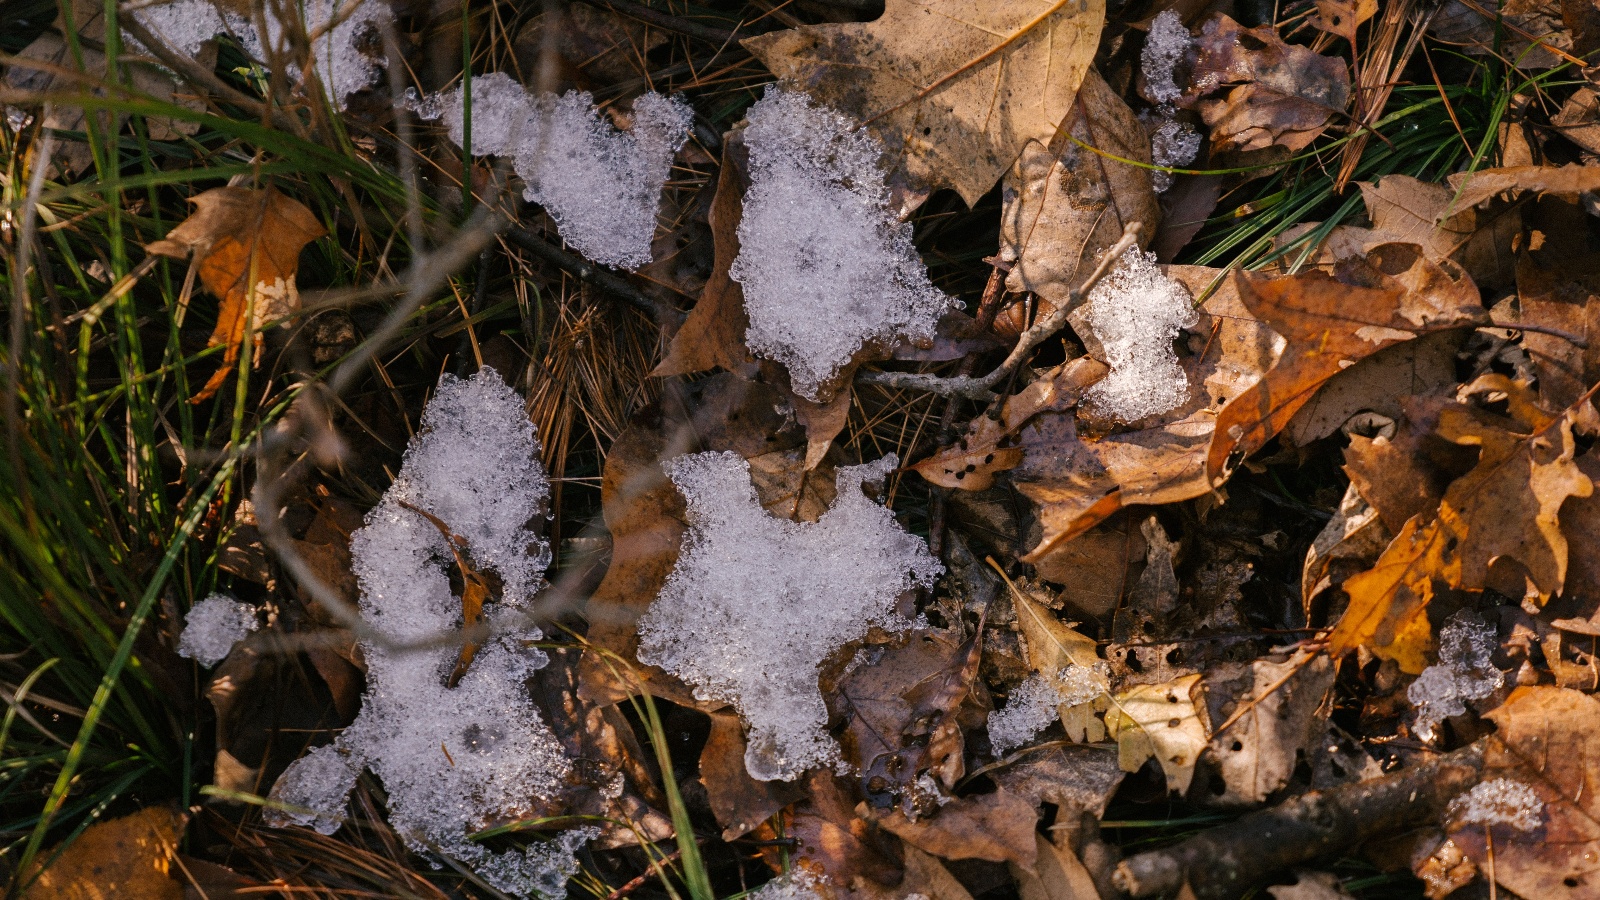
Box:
1175 15 1351 160
1014 266 1280 559
912 357 1107 490
998 69 1160 318
1105 673 1208 794
1206 244 1484 484
145 187 326 403
1327 377 1594 672
744 0 1105 210
871 786 1039 869
1011 832 1103 900
1449 686 1600 898
19 806 184 900
700 710 804 840
1199 649 1335 805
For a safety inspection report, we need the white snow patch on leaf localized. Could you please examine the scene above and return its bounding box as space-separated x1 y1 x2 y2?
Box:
987 664 1108 754
1080 249 1198 422
750 869 830 900
419 74 691 270
1407 612 1503 742
268 368 594 898
177 593 258 667
1142 10 1191 106
731 87 953 401
636 451 942 782
1448 778 1543 831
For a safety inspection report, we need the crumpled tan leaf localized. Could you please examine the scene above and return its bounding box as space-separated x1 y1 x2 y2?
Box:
997 69 1160 320
1206 244 1484 485
146 187 326 403
1327 377 1594 672
19 807 184 900
744 0 1105 210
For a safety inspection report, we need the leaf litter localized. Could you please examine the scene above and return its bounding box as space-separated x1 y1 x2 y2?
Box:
17 0 1600 896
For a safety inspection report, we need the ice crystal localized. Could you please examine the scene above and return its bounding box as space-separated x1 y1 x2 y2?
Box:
1142 10 1191 106
731 87 952 401
1448 778 1543 831
1408 612 1504 742
127 0 392 109
177 593 258 667
636 452 942 782
1147 115 1201 193
750 869 829 900
419 75 691 269
269 368 594 898
987 664 1108 754
1080 250 1198 421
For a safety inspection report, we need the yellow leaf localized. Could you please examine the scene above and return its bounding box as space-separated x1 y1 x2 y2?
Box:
1105 674 1207 794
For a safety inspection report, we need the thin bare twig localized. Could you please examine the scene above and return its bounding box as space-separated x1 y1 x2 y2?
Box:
858 223 1142 401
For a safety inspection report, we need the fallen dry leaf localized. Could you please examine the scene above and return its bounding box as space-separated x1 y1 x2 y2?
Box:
701 710 804 840
1010 585 1108 742
20 806 184 900
1356 174 1519 290
1446 163 1600 211
1206 244 1484 484
1449 686 1600 898
654 138 755 380
997 69 1160 318
1199 649 1336 805
912 357 1106 490
1011 832 1103 900
1015 265 1280 559
744 0 1105 210
1427 0 1575 69
871 786 1039 869
1176 15 1352 159
145 187 326 403
1105 673 1208 794
1327 377 1594 672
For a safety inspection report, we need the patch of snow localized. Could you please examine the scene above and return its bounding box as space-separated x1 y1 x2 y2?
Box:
1146 115 1201 193
1142 10 1191 106
731 87 953 401
1407 612 1504 742
127 0 392 109
268 368 595 898
177 593 258 667
987 664 1108 754
1080 249 1198 422
750 869 829 900
636 452 942 782
419 75 691 270
1449 778 1543 831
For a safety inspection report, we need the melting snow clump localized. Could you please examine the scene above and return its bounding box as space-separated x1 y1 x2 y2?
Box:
1142 10 1191 106
731 87 953 401
987 664 1108 754
128 0 393 109
1138 11 1198 191
269 368 595 898
1080 249 1197 422
1408 612 1503 742
637 452 942 782
750 869 829 900
420 75 691 270
177 594 258 667
1448 778 1543 831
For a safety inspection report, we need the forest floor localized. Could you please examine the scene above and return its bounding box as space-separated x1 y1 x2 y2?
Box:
3 0 1600 898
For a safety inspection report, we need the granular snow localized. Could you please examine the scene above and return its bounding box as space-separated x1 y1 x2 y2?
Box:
268 368 594 898
987 664 1108 754
1408 612 1504 742
419 75 691 270
1079 249 1197 422
177 593 258 667
1449 778 1543 832
730 87 952 400
636 452 942 781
